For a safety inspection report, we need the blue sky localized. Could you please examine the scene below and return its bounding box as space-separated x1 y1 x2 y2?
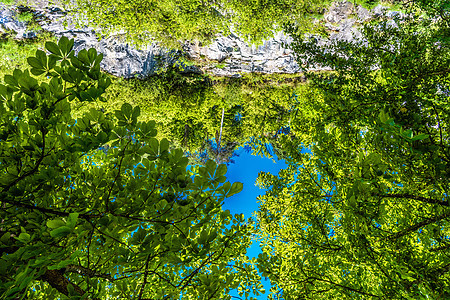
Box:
222 146 287 299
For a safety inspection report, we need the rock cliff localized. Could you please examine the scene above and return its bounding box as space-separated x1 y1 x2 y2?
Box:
0 1 400 78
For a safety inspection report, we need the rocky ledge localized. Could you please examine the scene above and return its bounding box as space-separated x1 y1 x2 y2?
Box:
0 2 402 78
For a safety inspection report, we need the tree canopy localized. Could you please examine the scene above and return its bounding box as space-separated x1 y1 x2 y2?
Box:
0 37 264 299
256 1 450 299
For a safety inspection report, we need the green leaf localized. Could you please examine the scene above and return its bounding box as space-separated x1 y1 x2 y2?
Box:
66 213 79 229
121 103 133 118
228 182 243 197
0 232 11 244
78 49 90 65
48 55 57 70
18 74 39 91
131 106 140 123
94 53 104 65
4 74 18 87
403 129 413 139
45 41 61 56
216 164 227 177
50 226 72 238
148 138 159 155
379 110 389 123
17 233 31 243
58 36 74 56
0 84 13 102
35 50 47 68
30 68 46 76
88 48 97 64
411 133 429 141
27 57 43 69
47 219 66 229
160 138 169 153
205 160 217 174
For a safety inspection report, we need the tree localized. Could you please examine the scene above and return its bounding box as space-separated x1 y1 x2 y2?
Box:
0 37 265 299
256 1 450 299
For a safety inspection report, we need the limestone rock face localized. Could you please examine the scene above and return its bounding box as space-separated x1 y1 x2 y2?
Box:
324 1 355 24
0 1 403 78
356 5 371 22
185 31 300 76
0 5 35 39
37 7 184 78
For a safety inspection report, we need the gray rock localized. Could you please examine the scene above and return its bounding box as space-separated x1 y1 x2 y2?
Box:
329 18 361 42
373 5 389 17
183 30 300 76
324 1 354 24
355 5 371 22
33 7 189 78
387 10 404 19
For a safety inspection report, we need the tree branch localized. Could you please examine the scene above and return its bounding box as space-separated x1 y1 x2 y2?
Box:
137 255 151 300
1 129 47 193
307 277 381 298
1 197 101 220
105 139 132 212
376 193 449 206
65 264 113 281
41 269 87 298
388 211 450 240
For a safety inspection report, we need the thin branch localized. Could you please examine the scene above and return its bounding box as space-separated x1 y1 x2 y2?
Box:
307 277 381 298
431 102 444 148
138 255 151 300
2 198 101 220
388 211 450 241
105 139 132 211
376 193 449 206
65 264 113 281
1 129 46 193
94 226 135 254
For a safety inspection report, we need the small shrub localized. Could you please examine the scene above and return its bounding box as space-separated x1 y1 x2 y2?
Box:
17 11 33 23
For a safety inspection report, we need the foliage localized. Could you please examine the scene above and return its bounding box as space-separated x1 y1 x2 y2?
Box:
0 35 55 78
0 37 264 299
16 11 33 23
64 0 330 48
256 1 450 299
0 0 15 5
85 69 306 163
0 34 305 164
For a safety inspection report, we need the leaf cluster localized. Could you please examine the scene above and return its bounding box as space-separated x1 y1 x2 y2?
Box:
0 37 260 300
257 2 450 299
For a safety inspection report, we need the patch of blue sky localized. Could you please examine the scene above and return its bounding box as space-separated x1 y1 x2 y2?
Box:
326 224 336 238
300 223 312 233
234 112 242 121
223 145 287 299
392 180 404 187
359 126 369 138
